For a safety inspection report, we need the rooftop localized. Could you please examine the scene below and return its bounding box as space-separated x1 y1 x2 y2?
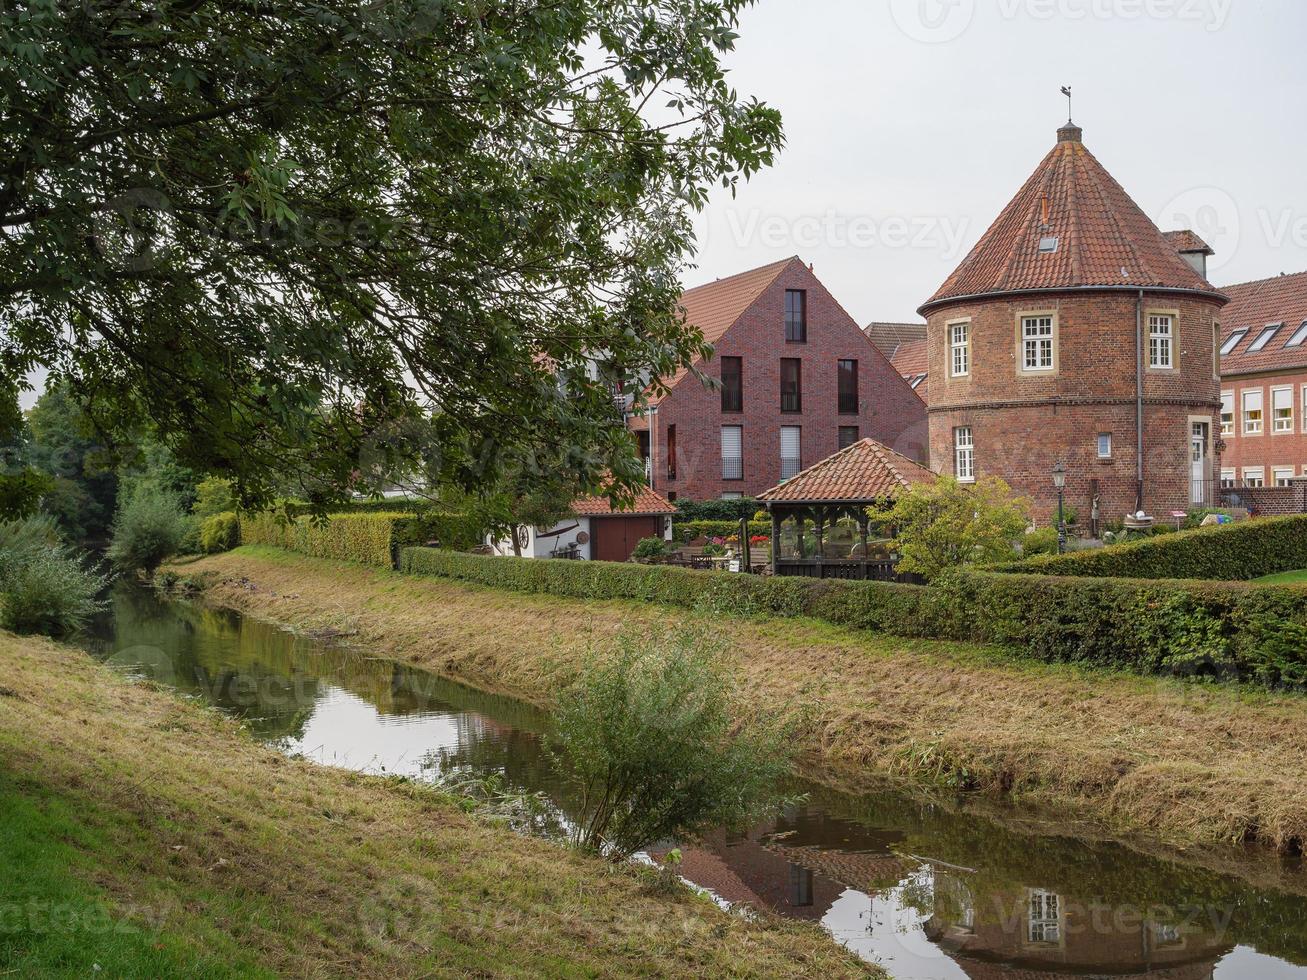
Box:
888 338 928 403
570 486 676 517
757 437 936 504
864 320 927 356
1217 270 1307 377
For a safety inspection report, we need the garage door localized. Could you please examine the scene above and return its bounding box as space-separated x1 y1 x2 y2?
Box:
590 517 661 563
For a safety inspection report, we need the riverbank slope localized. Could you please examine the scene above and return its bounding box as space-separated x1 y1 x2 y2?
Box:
0 629 877 978
180 546 1307 858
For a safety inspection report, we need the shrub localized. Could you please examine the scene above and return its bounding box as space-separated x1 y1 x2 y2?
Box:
240 511 407 566
882 476 1031 581
630 536 670 561
107 483 189 574
673 519 770 543
550 626 793 859
672 497 758 522
1021 527 1060 557
0 516 105 636
998 514 1307 581
191 477 235 519
199 512 240 553
391 511 485 552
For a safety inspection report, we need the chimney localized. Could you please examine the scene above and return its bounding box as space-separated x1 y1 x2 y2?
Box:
1163 230 1215 280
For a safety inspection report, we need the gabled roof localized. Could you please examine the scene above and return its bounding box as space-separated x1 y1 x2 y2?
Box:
1218 270 1307 377
888 339 928 403
756 438 936 504
920 123 1225 315
570 486 676 517
864 320 927 356
647 256 799 404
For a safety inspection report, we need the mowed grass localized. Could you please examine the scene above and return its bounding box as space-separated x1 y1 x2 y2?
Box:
0 631 877 979
1255 568 1307 585
183 546 1307 857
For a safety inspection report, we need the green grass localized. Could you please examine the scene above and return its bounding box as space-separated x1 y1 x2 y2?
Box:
1254 568 1307 585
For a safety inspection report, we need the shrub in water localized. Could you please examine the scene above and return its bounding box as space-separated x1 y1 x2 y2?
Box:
549 625 793 860
107 483 188 574
0 516 105 636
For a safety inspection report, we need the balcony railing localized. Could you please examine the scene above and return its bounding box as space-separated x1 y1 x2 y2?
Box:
721 454 743 480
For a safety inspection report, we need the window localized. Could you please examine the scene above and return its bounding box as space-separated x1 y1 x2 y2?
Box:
1274 468 1296 487
780 426 801 481
838 425 859 450
1248 323 1282 352
720 425 742 480
1243 389 1264 435
1027 890 1061 944
1273 386 1294 433
1303 386 1307 432
1219 329 1249 356
780 358 802 412
1020 315 1055 372
837 359 858 414
949 321 970 377
1288 320 1307 348
666 490 677 502
954 427 974 482
1220 469 1237 489
908 373 926 389
1148 314 1174 369
1243 467 1265 488
720 492 743 500
1220 392 1234 436
784 290 806 343
719 356 742 413
1097 433 1112 459
666 424 676 480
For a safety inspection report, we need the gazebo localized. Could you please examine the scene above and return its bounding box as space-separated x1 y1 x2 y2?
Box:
756 438 936 581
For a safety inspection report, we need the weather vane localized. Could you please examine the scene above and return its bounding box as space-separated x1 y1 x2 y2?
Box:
1060 85 1073 123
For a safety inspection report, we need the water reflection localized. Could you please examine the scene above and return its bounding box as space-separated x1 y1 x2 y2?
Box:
83 585 1307 980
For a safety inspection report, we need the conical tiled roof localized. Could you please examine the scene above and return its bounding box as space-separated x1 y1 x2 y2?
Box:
919 123 1225 315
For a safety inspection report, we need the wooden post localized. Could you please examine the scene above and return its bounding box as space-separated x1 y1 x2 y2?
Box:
858 515 869 581
769 510 780 576
739 517 750 573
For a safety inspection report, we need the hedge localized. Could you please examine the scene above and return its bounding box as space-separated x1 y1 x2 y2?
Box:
673 498 759 522
398 547 1307 688
673 520 771 543
996 514 1307 581
241 512 407 566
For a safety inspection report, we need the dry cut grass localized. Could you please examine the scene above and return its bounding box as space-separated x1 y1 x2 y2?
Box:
186 546 1307 858
0 629 879 978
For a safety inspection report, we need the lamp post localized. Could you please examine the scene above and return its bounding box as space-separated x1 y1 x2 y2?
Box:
1052 462 1067 554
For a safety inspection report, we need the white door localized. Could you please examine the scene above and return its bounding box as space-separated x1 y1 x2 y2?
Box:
1190 422 1208 505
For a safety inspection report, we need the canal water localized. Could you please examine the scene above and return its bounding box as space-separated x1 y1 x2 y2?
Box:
82 585 1307 979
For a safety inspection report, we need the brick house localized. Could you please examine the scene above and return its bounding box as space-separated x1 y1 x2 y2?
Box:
1216 270 1307 509
918 121 1228 524
630 257 928 501
865 322 929 403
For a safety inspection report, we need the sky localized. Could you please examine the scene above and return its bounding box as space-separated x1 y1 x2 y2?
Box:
688 0 1307 324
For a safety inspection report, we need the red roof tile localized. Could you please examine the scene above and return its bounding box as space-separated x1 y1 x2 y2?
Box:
1163 229 1214 255
1217 270 1307 377
569 486 676 516
888 338 928 404
756 438 936 503
921 124 1224 314
863 320 927 355
647 257 799 404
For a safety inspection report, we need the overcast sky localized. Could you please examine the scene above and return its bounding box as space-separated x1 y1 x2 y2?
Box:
689 0 1307 324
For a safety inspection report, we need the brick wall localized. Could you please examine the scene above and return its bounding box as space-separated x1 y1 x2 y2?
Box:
1217 368 1307 488
647 263 928 500
924 290 1224 523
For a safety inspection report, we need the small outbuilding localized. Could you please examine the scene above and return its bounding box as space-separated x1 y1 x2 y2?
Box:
486 487 676 562
756 438 936 580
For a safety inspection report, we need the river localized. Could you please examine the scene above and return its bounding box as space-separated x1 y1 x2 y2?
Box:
81 584 1307 979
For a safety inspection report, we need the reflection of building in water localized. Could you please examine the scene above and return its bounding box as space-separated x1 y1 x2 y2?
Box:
923 872 1230 979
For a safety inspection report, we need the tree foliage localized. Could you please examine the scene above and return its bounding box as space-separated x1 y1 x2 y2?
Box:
107 483 189 574
0 0 782 511
0 515 105 636
881 476 1031 581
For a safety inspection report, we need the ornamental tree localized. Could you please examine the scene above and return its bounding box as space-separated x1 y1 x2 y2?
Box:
0 0 782 510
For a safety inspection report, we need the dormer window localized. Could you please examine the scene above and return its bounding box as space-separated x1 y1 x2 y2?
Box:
1219 329 1248 356
1286 321 1307 348
1248 323 1282 353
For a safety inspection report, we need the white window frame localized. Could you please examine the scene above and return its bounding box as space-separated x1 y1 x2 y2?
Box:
1288 320 1307 348
1248 323 1282 353
1147 313 1175 369
1219 329 1248 356
1243 467 1265 488
720 424 743 481
1242 388 1264 436
1272 385 1294 434
779 425 801 481
1026 889 1062 945
1302 385 1307 433
1220 391 1234 437
1273 467 1296 487
1018 313 1056 374
954 426 975 483
948 319 970 378
1220 468 1236 488
1097 432 1112 459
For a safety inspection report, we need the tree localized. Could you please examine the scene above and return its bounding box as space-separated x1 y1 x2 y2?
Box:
24 381 119 542
881 476 1031 581
107 483 189 575
0 0 782 512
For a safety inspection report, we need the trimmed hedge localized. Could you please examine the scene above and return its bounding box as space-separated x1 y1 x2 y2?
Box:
996 515 1307 581
673 498 759 522
241 512 408 566
673 520 771 543
398 547 1307 688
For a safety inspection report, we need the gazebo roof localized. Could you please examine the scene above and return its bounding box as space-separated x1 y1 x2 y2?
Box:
757 438 936 506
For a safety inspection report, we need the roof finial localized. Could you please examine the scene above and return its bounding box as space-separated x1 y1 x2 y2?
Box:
1060 85 1072 124
1056 86 1082 143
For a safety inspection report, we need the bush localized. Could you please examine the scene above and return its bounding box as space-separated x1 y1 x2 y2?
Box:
630 536 670 561
673 519 770 543
199 512 240 553
0 516 105 636
107 483 189 574
883 476 1031 581
998 514 1307 581
673 497 758 522
550 625 793 859
191 477 235 519
1021 527 1060 558
391 511 485 552
240 511 407 566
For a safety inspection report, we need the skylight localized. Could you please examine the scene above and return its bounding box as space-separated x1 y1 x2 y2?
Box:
1038 236 1059 253
1286 320 1307 348
1248 323 1283 353
1220 329 1248 356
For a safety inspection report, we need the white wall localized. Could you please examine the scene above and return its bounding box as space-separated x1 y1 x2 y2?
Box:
485 517 592 559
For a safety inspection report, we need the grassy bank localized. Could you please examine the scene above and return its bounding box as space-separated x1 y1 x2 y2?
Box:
0 630 877 977
177 546 1307 858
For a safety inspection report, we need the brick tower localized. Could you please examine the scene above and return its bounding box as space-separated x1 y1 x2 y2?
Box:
918 121 1228 525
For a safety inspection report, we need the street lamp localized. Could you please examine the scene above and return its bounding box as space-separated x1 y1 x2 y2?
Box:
1051 462 1067 554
